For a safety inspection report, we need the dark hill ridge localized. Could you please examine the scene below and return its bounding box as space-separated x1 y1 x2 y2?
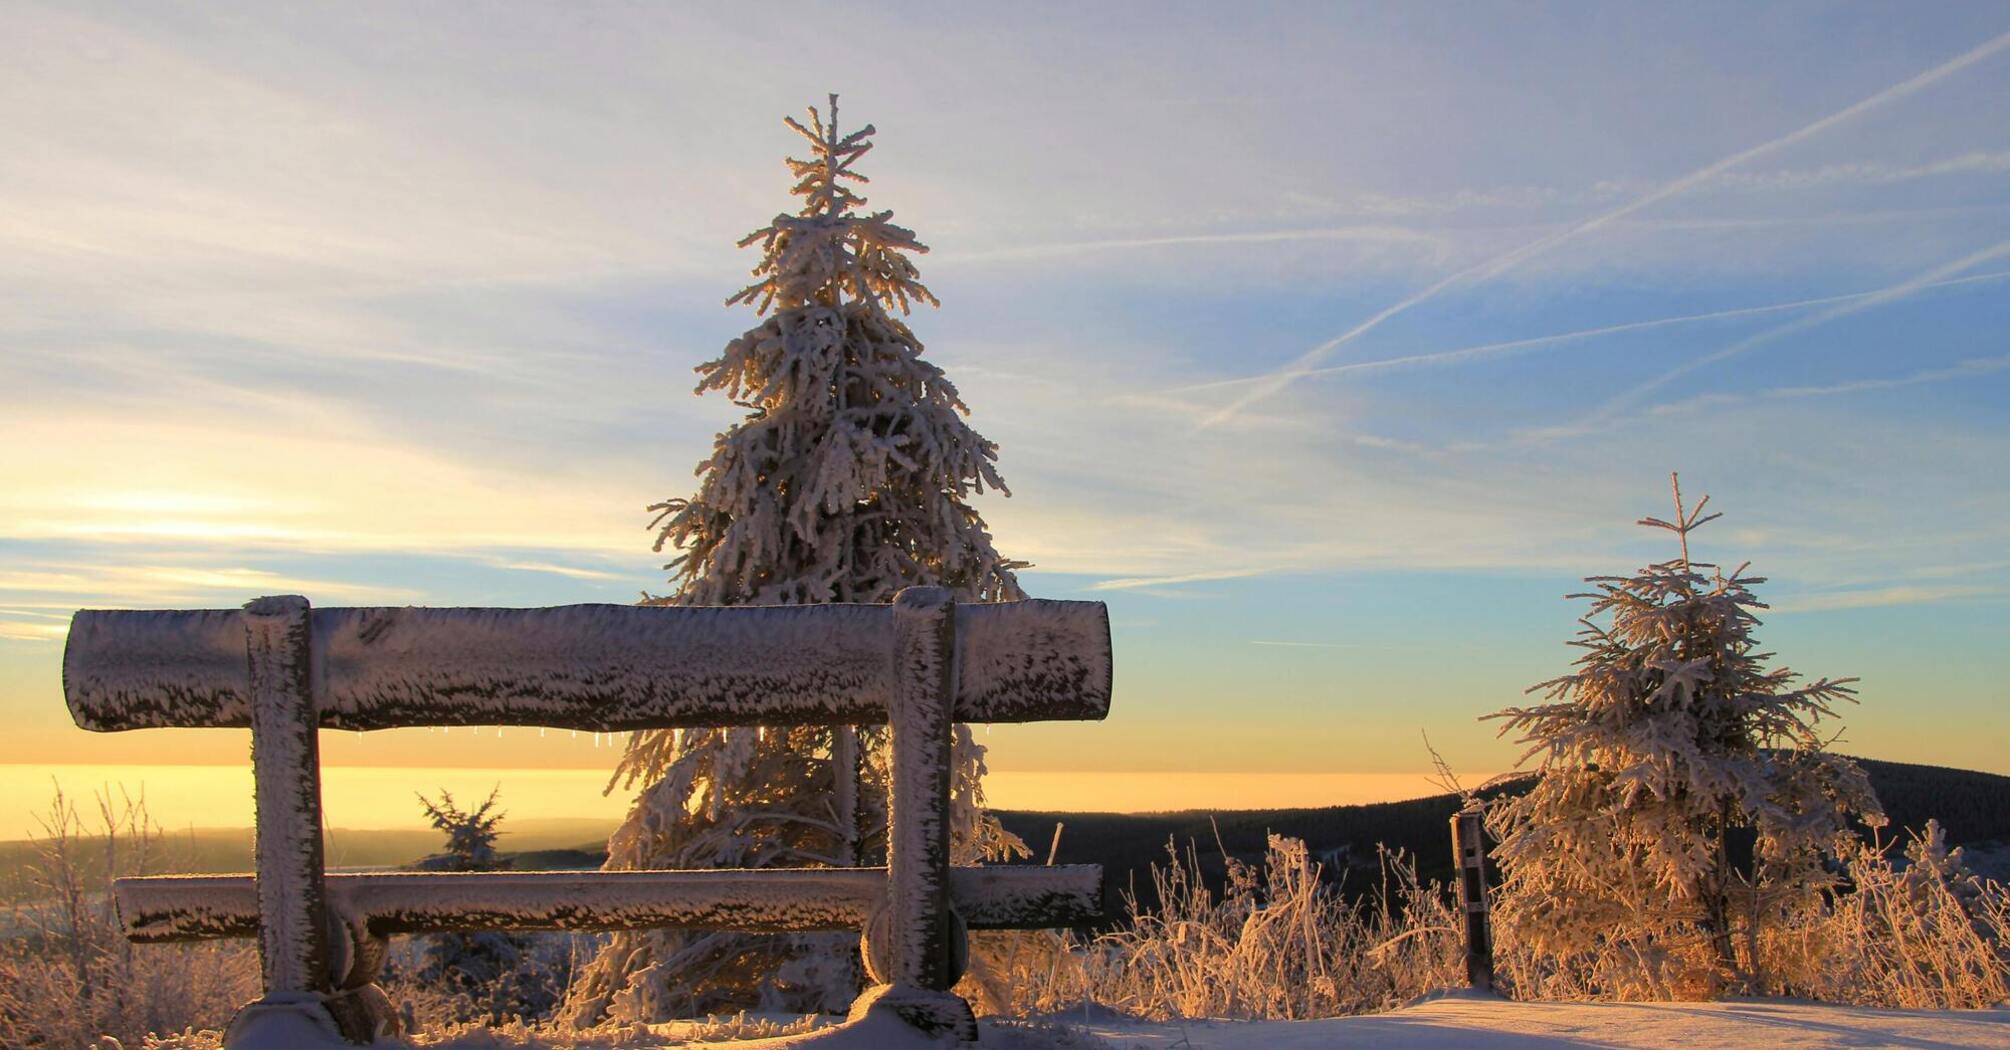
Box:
5 758 2001 912
992 757 2010 915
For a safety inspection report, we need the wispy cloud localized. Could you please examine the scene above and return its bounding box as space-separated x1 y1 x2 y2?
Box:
0 408 653 562
0 621 70 643
0 564 421 607
493 560 631 582
1197 28 2010 428
1087 569 1267 592
1771 584 2007 613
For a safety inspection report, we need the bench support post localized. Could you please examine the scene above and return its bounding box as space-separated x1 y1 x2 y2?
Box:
247 595 331 998
226 596 379 1048
1452 803 1495 993
228 595 395 1045
854 586 975 1040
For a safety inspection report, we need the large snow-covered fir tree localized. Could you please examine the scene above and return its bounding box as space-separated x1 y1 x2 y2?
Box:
564 97 1028 1025
1484 476 1883 997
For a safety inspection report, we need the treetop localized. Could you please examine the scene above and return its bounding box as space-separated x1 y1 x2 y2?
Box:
730 95 938 317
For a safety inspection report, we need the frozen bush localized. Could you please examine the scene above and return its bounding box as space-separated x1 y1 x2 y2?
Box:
0 786 255 1049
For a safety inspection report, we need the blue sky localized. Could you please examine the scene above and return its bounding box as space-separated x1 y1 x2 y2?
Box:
3 3 2007 790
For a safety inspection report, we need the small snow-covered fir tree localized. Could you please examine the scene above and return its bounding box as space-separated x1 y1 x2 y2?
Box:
413 788 505 873
1484 476 1883 996
404 789 565 1023
564 96 1027 1025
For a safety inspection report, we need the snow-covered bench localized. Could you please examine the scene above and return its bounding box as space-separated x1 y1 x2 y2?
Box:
63 587 1112 1046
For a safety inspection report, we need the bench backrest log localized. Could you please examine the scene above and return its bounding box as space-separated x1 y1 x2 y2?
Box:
62 587 1111 1038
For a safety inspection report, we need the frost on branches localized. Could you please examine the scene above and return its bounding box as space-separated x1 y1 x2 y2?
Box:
1484 476 1883 998
563 97 1028 1025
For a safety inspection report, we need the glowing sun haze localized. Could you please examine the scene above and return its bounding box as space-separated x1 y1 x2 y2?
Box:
3 3 2008 827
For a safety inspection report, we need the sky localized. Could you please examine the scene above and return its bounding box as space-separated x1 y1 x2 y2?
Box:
3 2 2008 826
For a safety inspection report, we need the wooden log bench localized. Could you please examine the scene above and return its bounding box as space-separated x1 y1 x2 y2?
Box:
63 587 1112 1046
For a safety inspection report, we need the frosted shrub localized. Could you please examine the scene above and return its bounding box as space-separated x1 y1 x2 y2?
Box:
1486 820 2010 1007
1763 823 2009 1009
0 787 255 1049
997 835 1464 1020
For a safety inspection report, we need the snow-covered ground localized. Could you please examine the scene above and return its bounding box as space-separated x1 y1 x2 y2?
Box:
1065 994 2010 1049
386 994 2009 1050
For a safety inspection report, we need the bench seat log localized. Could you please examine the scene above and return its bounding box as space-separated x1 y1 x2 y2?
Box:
64 600 1111 731
114 865 1105 941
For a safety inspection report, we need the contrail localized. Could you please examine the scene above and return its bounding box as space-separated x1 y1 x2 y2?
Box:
1646 352 2010 419
1145 269 2010 399
936 224 1435 263
1578 238 2010 427
1196 266 1471 428
1198 28 2010 429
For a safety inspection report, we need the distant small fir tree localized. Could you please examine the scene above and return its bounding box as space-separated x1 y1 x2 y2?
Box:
413 787 505 872
564 96 1027 1025
404 788 566 1023
1484 475 1884 996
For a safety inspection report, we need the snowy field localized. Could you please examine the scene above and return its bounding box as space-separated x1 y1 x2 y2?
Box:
1064 996 2010 1050
374 994 2010 1050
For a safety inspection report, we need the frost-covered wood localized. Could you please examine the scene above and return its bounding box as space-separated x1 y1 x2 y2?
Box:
114 865 1103 941
1450 805 1493 992
64 599 1110 731
69 582 1110 1046
882 587 959 990
243 595 331 998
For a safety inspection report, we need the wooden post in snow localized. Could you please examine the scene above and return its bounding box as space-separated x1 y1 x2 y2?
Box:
886 586 959 990
853 586 974 1038
1451 803 1494 993
227 595 361 1047
244 595 332 998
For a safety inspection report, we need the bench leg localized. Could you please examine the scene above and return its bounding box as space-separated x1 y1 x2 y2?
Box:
854 586 975 1041
228 596 384 1047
